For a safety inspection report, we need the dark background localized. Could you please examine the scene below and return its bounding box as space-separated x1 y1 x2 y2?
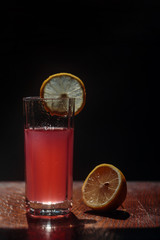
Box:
0 1 159 181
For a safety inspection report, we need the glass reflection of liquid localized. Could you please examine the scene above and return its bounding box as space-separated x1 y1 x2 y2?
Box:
27 213 79 240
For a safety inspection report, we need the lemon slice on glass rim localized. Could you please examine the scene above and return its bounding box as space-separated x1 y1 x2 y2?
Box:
40 73 86 115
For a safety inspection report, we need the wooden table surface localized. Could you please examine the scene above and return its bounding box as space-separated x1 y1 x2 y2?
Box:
0 181 160 240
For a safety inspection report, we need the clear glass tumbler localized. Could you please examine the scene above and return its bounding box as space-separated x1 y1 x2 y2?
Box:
23 97 75 218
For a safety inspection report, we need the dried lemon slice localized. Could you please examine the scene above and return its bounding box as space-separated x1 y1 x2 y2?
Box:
82 164 127 212
40 73 86 115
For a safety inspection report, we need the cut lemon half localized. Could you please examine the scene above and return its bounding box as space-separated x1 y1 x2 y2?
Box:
40 73 86 115
82 164 127 212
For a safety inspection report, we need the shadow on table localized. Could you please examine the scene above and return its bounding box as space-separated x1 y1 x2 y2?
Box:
0 212 96 240
85 209 130 220
26 212 96 240
0 226 160 240
0 217 160 240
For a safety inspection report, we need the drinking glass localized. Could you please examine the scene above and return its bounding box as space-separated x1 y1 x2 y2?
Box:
23 97 75 217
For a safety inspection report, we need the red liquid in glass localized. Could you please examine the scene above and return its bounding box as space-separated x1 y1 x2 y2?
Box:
24 128 74 204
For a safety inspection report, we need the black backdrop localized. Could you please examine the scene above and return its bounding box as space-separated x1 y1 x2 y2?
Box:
0 1 159 181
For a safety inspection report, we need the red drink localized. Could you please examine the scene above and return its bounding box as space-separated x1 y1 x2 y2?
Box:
24 127 74 204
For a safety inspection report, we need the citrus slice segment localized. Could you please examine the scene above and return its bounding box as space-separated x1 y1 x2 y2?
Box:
40 73 86 115
82 164 127 212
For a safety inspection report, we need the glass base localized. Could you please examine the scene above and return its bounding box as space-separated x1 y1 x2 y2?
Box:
26 199 72 218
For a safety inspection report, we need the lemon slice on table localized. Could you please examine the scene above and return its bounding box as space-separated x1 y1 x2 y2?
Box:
82 164 127 212
40 73 86 115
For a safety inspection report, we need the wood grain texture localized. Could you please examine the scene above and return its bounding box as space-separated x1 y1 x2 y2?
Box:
0 181 160 240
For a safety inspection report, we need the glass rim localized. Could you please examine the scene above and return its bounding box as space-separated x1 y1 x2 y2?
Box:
23 96 75 101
